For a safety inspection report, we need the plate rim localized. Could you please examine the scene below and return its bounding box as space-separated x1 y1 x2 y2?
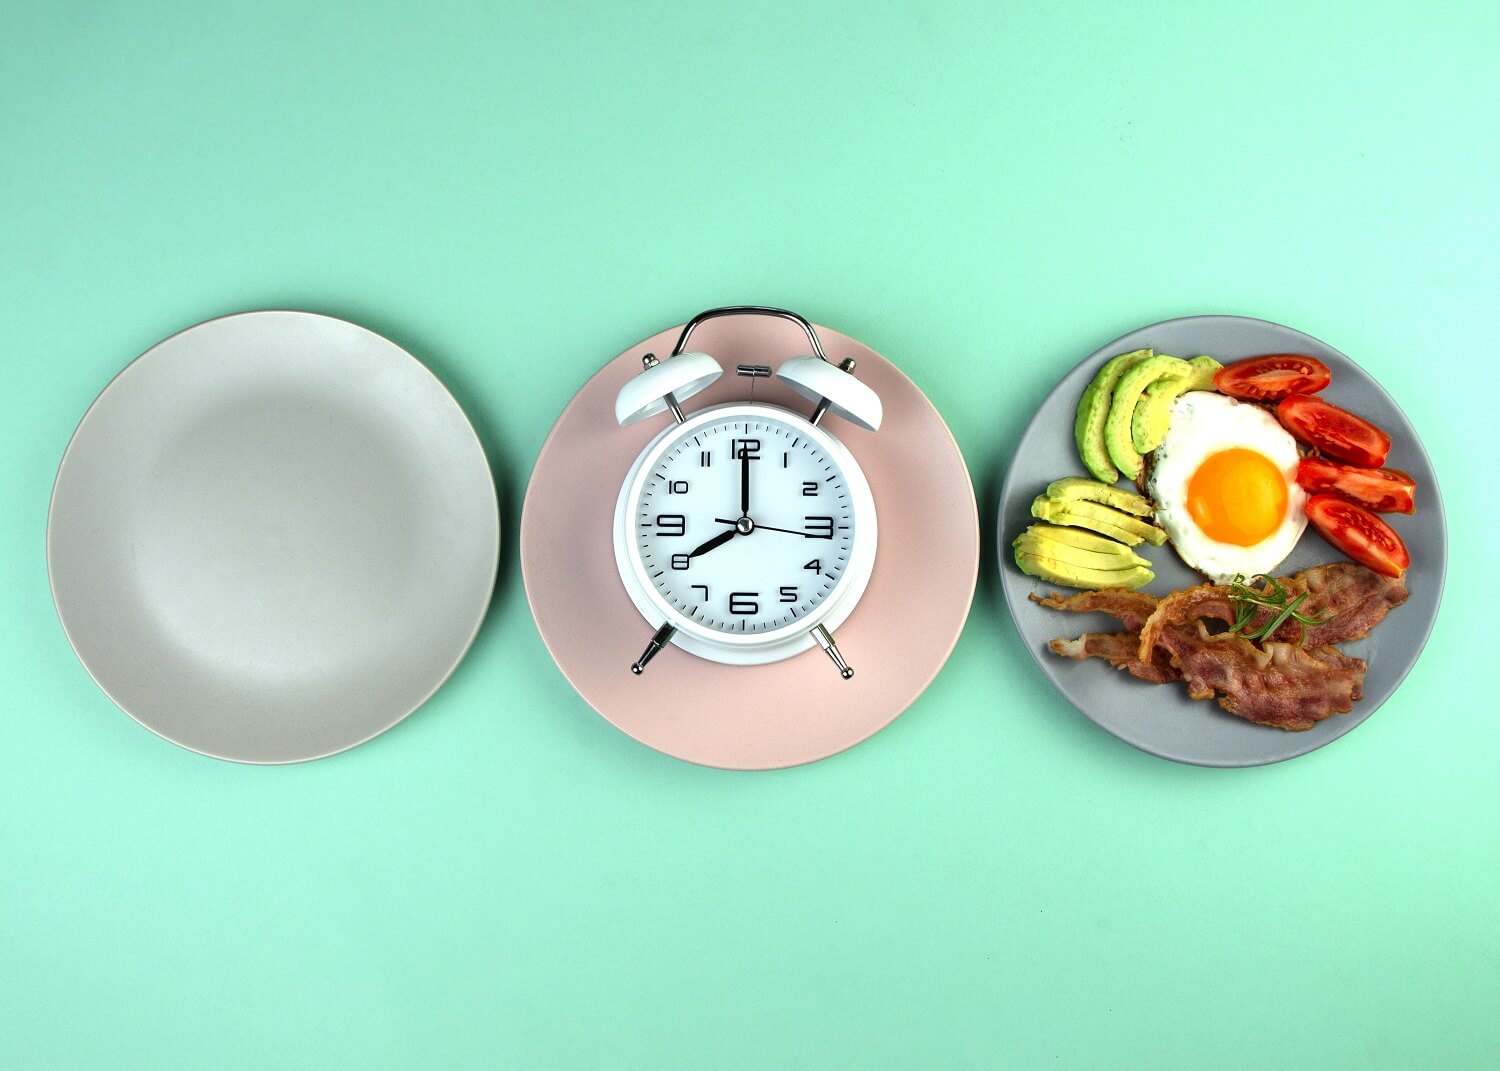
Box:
997 313 1448 767
46 308 501 764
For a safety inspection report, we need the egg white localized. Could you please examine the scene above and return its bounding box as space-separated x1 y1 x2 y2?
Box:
1148 392 1307 582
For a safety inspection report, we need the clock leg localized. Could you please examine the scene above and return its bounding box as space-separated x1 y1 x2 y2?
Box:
630 622 677 676
812 624 855 680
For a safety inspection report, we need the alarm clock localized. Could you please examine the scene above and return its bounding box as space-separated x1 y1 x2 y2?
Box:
612 306 883 680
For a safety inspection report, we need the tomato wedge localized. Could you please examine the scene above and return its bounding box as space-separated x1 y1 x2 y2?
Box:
1304 494 1409 577
1214 354 1332 400
1277 394 1391 467
1296 457 1416 514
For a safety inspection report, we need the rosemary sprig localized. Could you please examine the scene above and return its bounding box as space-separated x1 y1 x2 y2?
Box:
1227 573 1331 642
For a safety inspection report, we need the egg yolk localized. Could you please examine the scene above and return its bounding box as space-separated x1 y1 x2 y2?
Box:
1185 448 1288 546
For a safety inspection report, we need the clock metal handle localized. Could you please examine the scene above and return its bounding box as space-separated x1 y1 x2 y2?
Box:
669 306 829 362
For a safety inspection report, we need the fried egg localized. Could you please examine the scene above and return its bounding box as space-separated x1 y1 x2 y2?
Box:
1148 392 1307 582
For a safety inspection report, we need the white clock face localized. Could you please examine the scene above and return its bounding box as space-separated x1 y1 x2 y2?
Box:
630 413 855 637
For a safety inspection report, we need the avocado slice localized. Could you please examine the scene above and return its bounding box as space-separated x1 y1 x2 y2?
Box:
1044 476 1153 518
1031 496 1168 547
1073 348 1152 483
1130 355 1223 454
1014 549 1154 591
1105 355 1190 483
1018 522 1152 560
1014 524 1151 570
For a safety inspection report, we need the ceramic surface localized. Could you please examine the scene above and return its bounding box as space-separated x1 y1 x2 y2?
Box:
47 311 500 763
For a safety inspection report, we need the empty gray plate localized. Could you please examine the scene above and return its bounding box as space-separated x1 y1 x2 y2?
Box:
48 311 499 763
998 315 1446 766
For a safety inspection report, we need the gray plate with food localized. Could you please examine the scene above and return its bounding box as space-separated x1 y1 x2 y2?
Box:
998 314 1446 766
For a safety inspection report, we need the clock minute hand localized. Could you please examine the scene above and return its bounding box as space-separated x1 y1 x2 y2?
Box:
740 449 751 516
687 528 737 559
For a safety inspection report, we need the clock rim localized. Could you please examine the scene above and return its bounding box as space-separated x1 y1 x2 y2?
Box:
611 400 877 661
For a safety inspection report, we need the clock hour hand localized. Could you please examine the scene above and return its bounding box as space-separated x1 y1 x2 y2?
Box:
686 527 737 559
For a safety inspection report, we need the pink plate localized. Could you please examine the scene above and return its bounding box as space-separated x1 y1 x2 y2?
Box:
521 316 978 769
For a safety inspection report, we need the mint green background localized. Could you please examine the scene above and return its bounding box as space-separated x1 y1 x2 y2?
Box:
2 2 1493 1067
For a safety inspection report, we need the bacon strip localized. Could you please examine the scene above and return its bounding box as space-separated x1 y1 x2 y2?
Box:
1031 589 1171 683
1031 589 1157 632
1291 563 1408 646
1133 563 1407 657
1034 562 1404 732
1048 632 1178 684
1147 619 1365 731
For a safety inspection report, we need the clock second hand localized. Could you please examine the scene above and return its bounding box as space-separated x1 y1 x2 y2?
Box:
713 517 809 538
